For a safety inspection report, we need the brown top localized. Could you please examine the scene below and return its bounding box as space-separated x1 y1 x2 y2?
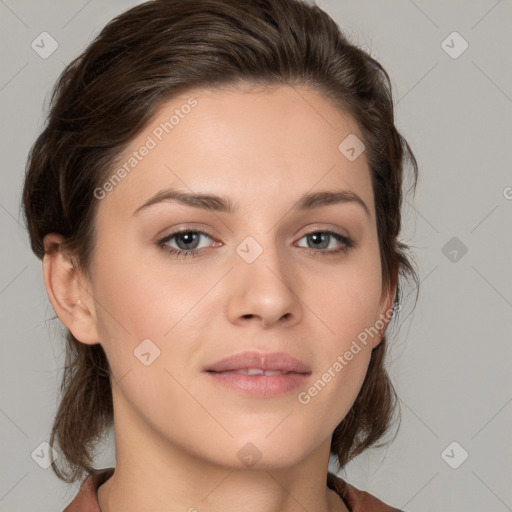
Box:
62 467 404 512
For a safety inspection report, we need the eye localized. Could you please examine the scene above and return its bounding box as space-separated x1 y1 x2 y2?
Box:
295 230 355 255
158 229 216 258
157 228 355 259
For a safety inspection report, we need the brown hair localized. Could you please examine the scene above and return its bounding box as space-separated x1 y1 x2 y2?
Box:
22 0 418 484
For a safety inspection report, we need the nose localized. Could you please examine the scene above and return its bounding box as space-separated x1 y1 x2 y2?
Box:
225 242 303 329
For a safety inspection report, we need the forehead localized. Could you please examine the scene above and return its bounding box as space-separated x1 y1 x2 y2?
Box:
97 84 374 221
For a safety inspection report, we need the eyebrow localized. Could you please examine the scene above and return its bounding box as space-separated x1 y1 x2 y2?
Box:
132 187 370 217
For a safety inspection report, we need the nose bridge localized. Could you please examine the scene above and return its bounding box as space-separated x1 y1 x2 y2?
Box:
236 226 288 279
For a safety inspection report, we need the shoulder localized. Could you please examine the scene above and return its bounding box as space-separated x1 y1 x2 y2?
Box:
62 467 114 512
327 472 405 512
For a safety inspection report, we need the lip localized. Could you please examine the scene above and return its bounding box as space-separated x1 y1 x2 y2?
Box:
205 350 312 373
204 350 312 398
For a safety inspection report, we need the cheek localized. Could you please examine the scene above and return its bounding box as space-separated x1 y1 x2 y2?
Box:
299 246 382 409
312 249 383 352
90 233 190 334
89 238 218 378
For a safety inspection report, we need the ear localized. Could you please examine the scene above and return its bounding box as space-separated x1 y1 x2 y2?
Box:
371 262 399 350
42 233 100 345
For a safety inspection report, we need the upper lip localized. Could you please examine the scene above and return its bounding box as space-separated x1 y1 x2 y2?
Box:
205 350 312 374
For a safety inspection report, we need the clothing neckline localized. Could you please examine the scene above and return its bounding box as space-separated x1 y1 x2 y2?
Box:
63 467 403 512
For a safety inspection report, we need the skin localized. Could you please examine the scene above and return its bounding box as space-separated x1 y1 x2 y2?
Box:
43 84 395 512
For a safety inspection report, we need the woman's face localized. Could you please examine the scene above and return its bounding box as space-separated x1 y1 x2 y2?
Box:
82 84 393 470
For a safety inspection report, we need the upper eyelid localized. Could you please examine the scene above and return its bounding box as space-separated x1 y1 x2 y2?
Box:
158 228 212 244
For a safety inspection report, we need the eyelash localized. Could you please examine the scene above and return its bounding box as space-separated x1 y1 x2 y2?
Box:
157 228 355 259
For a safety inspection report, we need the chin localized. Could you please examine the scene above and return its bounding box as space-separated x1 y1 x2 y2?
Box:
215 433 317 471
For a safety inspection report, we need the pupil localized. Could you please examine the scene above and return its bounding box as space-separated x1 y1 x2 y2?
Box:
309 233 328 249
178 232 198 249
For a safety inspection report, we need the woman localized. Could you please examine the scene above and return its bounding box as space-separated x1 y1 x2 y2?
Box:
22 0 418 510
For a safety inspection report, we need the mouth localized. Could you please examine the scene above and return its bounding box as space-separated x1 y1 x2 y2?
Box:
204 351 311 397
208 368 301 376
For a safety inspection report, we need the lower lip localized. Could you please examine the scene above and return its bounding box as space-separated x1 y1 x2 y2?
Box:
205 371 310 397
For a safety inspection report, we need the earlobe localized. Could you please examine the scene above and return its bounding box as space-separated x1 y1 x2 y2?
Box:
42 233 100 345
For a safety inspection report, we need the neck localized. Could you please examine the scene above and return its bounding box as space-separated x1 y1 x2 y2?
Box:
97 416 347 512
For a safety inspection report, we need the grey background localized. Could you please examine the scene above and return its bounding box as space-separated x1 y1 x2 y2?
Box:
1 0 511 510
